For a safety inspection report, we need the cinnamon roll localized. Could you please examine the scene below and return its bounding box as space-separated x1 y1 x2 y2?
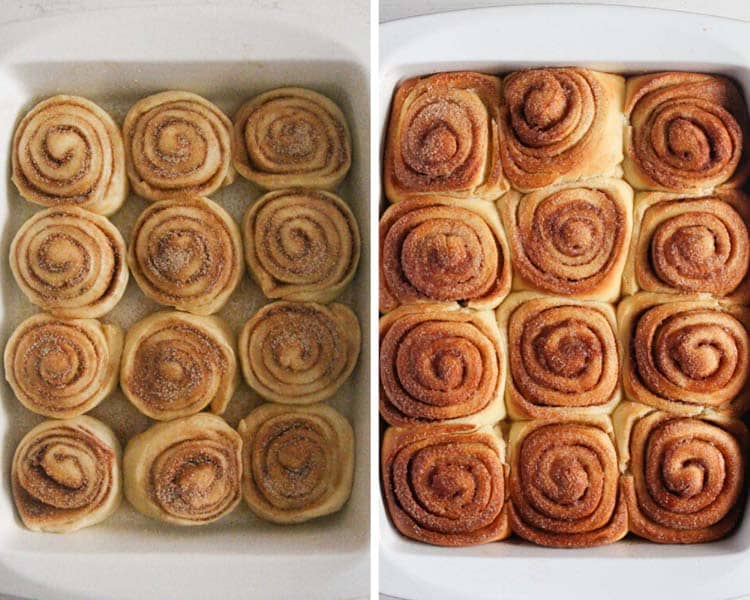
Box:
239 301 360 404
233 87 351 190
10 206 129 318
12 416 121 533
382 423 510 546
120 311 238 420
623 190 750 303
5 313 122 418
380 196 511 312
238 403 354 524
128 196 242 315
497 292 620 419
243 189 360 303
624 72 749 193
122 91 235 201
123 413 242 525
384 71 508 202
380 304 505 427
498 68 625 192
500 178 632 302
12 95 128 216
614 402 747 543
508 416 627 547
619 294 750 416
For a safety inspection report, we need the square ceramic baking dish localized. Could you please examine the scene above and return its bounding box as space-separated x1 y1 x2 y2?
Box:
0 5 369 600
379 5 750 600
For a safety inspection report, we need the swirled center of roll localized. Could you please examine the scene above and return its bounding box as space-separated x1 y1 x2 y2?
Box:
40 444 88 490
523 79 568 131
153 229 209 283
633 306 749 404
665 117 711 169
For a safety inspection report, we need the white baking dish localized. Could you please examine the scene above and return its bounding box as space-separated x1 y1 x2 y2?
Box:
379 5 750 600
0 5 369 600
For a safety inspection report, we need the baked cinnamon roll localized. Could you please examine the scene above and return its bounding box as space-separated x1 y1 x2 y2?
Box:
380 304 505 427
233 87 351 190
123 413 242 525
623 190 750 303
128 196 243 315
12 416 121 532
5 313 122 418
123 91 234 201
624 72 749 192
384 71 508 202
12 95 128 216
380 196 511 312
120 311 238 420
619 293 750 416
614 402 747 543
500 178 632 301
508 416 627 547
239 301 360 404
243 189 360 303
10 206 129 318
499 68 624 192
238 403 354 524
382 423 510 546
497 293 620 419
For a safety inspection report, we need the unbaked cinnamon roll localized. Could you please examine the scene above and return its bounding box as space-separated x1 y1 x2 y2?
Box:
128 196 242 315
238 403 354 524
243 189 360 303
10 206 129 318
384 71 508 202
5 313 122 418
380 196 511 312
614 402 747 543
12 95 128 216
233 87 351 190
619 294 750 416
623 190 750 303
497 293 620 419
239 301 360 404
500 178 632 302
380 304 505 427
499 68 624 192
120 311 237 420
12 416 121 533
508 416 627 547
624 72 749 192
123 413 242 525
123 91 235 201
382 423 510 546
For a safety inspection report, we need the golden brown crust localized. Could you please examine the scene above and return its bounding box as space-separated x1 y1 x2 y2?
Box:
498 68 624 192
623 190 750 303
614 402 747 543
12 416 121 533
618 293 750 416
233 87 351 191
127 196 242 316
384 72 508 202
123 413 242 526
380 195 511 312
497 292 620 419
243 189 360 303
500 178 633 302
381 423 510 546
507 416 627 547
238 403 354 524
10 206 129 318
123 91 235 201
380 303 505 427
12 95 128 216
4 313 122 418
624 72 750 193
238 301 360 404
